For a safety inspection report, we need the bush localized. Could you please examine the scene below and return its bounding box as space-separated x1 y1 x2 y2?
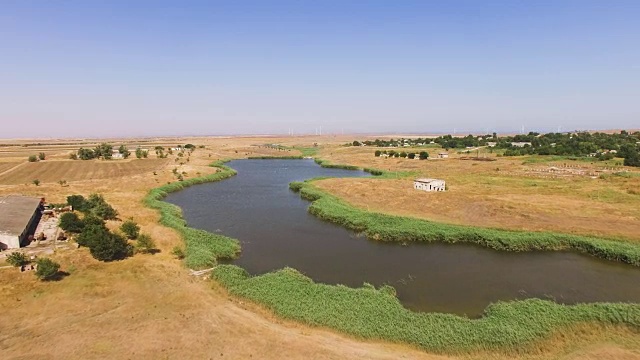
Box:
419 151 429 160
87 194 118 220
32 179 40 186
28 155 38 162
35 258 60 281
89 232 132 261
67 195 89 212
136 234 156 254
38 152 46 160
76 224 109 248
374 150 381 157
82 215 106 228
59 212 84 233
120 219 140 239
6 252 29 267
171 246 185 259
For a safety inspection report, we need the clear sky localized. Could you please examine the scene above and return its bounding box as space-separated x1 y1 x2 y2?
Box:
1 0 639 138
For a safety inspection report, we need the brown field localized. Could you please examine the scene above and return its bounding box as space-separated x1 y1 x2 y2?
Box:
1 135 640 359
314 145 640 241
0 159 169 185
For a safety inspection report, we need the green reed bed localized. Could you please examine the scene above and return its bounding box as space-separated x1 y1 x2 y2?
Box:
144 160 241 269
291 182 640 266
213 264 640 353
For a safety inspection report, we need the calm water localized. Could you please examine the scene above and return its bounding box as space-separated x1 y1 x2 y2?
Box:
166 159 640 316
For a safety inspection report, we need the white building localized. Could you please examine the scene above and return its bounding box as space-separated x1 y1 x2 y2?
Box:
486 142 497 147
437 152 449 158
511 142 532 147
414 178 446 192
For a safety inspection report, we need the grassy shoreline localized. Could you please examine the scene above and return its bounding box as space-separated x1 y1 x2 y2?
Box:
146 158 640 353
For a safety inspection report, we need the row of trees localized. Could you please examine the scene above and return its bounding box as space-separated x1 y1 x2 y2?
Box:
498 131 640 166
375 150 429 159
71 143 149 160
59 194 156 261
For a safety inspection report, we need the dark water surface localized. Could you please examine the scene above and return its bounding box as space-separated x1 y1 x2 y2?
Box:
166 159 640 316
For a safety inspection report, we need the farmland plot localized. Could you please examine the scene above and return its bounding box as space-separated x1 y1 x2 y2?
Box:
0 159 169 184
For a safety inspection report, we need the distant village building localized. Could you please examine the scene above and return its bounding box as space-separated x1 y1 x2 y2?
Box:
511 142 532 147
111 150 124 159
414 178 446 192
486 142 497 147
0 196 43 250
437 152 449 159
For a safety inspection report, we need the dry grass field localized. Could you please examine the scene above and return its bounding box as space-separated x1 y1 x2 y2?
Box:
314 144 640 241
1 135 640 360
0 159 169 185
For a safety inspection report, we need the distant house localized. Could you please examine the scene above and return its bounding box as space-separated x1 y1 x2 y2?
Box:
511 142 532 147
414 178 446 192
437 152 449 159
486 142 497 147
111 150 124 159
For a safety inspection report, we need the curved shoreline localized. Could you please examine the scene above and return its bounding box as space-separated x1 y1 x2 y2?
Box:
146 158 640 353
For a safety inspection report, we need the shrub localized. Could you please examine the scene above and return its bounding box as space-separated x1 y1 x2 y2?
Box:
136 234 156 254
28 155 38 162
82 215 106 228
76 224 109 247
171 246 185 259
120 219 140 239
87 194 118 220
38 152 46 160
374 150 381 157
419 151 429 160
89 232 132 261
59 212 84 233
6 252 29 267
67 195 88 212
35 258 60 281
408 153 416 159
32 179 40 186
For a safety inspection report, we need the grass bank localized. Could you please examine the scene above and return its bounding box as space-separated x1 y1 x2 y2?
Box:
247 155 304 160
288 181 640 266
213 265 640 353
144 160 241 269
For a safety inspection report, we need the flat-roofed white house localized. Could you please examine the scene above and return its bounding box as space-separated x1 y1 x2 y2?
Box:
437 152 449 158
414 178 446 192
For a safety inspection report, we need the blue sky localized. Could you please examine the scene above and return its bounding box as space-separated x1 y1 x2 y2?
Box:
1 0 639 137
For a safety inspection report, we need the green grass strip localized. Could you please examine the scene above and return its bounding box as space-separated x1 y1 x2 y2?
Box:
291 181 640 266
213 265 640 353
144 160 241 269
247 155 304 159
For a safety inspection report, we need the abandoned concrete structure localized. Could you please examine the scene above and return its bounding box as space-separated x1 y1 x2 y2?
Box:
0 195 43 250
414 178 446 192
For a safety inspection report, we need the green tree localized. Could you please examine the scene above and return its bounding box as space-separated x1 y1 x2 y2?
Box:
6 252 29 267
67 194 88 212
399 152 407 158
419 151 429 160
118 145 131 159
82 214 106 228
28 155 38 162
89 232 132 261
374 150 381 157
35 258 61 281
353 141 361 146
99 143 113 160
408 153 416 159
38 152 46 160
135 234 156 254
87 194 118 220
120 219 140 239
32 179 40 186
59 212 84 233
135 147 144 159
77 148 95 160
76 224 109 248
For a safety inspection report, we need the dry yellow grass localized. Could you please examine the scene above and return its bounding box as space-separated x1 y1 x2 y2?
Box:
315 144 640 241
0 159 169 185
0 135 639 359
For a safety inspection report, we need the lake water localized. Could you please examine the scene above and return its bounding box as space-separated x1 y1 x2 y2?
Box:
166 159 640 316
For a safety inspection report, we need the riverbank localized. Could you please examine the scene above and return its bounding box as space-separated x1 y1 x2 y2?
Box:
148 158 640 354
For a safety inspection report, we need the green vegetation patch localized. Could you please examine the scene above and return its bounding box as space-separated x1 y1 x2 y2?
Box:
247 155 303 160
144 160 241 269
293 182 640 266
213 264 640 353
